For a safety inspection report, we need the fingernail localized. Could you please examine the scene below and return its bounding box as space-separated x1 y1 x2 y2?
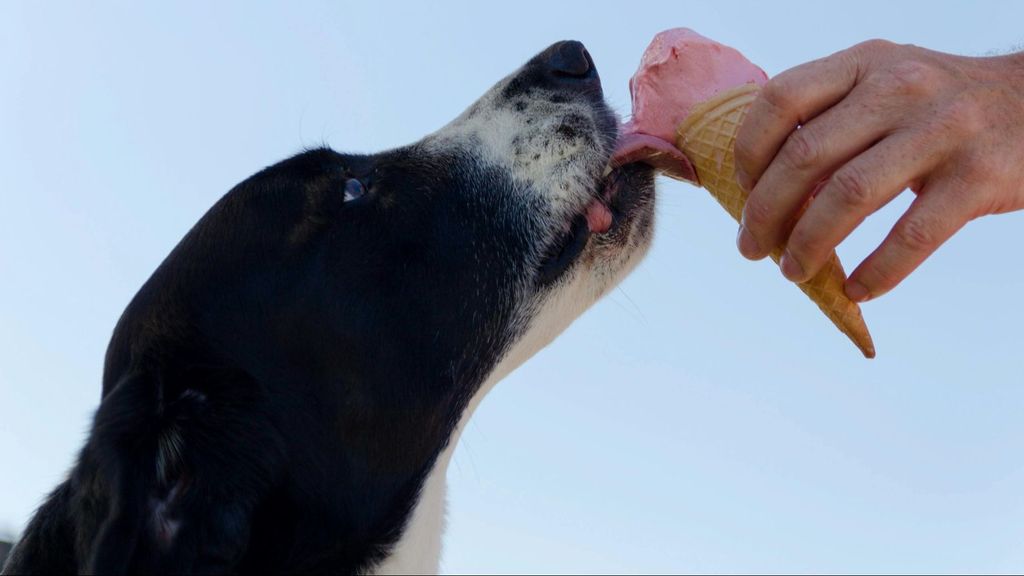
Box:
736 169 753 191
736 225 761 260
845 281 871 303
779 251 805 282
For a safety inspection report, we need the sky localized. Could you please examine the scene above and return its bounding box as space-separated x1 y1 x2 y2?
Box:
2 1 1023 573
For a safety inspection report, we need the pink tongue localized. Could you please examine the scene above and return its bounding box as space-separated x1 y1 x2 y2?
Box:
585 199 612 233
594 126 699 233
611 128 699 184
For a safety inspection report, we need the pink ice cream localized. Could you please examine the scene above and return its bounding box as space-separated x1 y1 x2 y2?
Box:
613 28 768 183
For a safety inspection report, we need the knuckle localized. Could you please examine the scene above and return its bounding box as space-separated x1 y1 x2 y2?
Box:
866 258 901 291
956 150 986 177
869 60 940 98
785 224 818 261
937 91 987 136
760 76 799 116
847 39 898 65
829 165 873 207
779 129 823 171
953 150 997 188
894 215 938 252
853 38 896 55
742 196 773 233
733 131 758 172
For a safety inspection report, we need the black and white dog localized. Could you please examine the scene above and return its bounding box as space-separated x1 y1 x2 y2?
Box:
4 41 662 574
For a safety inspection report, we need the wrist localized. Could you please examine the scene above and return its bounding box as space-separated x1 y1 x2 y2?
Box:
973 50 1024 96
1008 50 1024 87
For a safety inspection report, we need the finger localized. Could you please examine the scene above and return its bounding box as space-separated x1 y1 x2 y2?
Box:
845 179 977 302
779 129 943 283
734 45 863 192
740 86 893 261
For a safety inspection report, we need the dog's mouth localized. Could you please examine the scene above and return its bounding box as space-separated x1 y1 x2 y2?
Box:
588 129 699 233
535 167 630 286
537 131 691 286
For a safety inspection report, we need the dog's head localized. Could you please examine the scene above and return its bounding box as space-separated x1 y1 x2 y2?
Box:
0 40 673 576
87 41 658 572
110 41 656 403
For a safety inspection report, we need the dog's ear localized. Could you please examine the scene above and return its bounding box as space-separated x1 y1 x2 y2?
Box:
81 369 285 574
0 540 10 572
1 482 77 575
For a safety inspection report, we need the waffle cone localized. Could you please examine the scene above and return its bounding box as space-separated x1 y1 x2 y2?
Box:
676 84 875 358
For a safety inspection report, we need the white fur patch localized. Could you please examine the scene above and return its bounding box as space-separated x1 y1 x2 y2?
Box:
423 76 612 231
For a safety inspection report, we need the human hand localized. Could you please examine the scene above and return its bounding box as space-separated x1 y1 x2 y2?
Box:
733 40 1024 302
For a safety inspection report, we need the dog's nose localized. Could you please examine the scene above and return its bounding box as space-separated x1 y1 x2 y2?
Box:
544 40 596 80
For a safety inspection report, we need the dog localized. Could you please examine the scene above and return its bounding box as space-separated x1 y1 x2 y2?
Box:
3 40 658 574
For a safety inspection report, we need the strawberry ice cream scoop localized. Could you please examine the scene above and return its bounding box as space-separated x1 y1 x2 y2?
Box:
626 28 767 140
613 28 768 183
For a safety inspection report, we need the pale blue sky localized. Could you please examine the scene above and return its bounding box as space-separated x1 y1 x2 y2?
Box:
2 1 1023 573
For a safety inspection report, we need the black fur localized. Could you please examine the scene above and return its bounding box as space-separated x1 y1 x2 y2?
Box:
3 41 654 574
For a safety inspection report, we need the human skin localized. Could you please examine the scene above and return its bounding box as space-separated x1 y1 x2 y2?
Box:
732 40 1024 302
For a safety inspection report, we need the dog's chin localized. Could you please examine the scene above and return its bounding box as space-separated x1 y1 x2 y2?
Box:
535 159 655 287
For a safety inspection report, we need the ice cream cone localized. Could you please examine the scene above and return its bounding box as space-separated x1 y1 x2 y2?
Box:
676 84 876 358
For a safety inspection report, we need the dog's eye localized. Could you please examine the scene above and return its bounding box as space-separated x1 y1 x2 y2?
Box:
343 178 366 202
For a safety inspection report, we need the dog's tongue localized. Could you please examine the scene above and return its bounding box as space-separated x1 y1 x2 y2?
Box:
585 199 613 234
611 132 698 182
611 28 768 183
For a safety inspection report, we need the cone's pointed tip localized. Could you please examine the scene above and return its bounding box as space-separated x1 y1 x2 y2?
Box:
858 340 877 359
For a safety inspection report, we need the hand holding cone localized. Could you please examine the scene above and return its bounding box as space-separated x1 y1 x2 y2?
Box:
675 84 875 358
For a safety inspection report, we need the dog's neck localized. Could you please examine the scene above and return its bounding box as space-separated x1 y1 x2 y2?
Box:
370 363 511 575
372 279 596 574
